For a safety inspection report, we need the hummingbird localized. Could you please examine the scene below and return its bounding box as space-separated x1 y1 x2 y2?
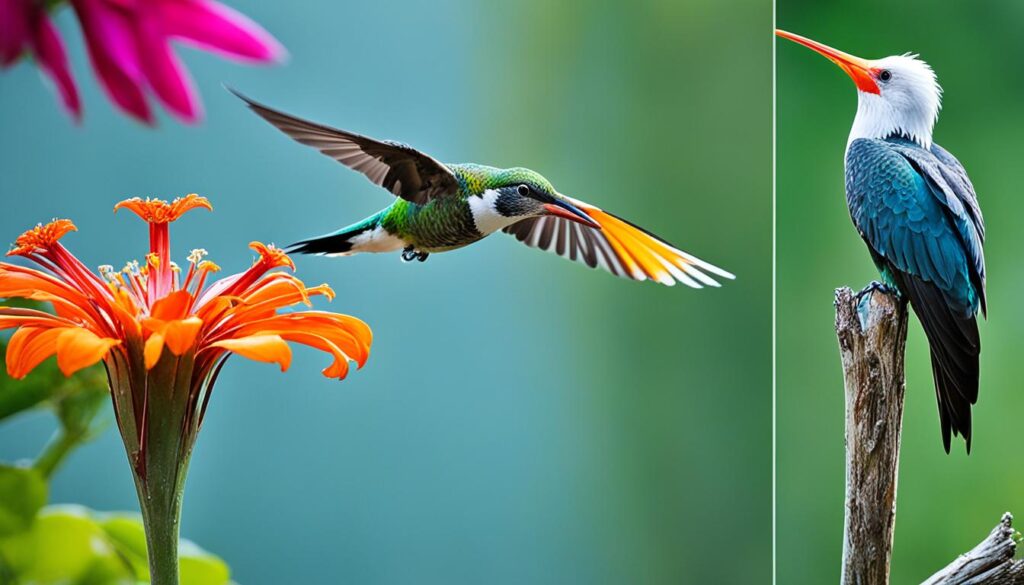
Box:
230 89 733 288
777 30 986 452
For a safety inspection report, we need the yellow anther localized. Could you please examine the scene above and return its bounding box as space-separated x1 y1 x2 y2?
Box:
198 260 221 273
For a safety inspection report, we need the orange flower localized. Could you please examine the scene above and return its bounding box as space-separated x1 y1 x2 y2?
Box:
0 194 371 472
0 193 373 585
1 194 369 381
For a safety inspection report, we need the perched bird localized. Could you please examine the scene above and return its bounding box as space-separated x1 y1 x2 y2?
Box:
230 89 733 288
777 30 986 452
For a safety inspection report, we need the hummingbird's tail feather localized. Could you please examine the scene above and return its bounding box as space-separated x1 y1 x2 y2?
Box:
288 211 405 257
287 232 357 256
287 216 375 256
890 267 980 454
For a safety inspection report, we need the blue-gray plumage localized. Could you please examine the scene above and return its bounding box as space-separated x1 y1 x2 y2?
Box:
778 30 988 452
847 139 986 452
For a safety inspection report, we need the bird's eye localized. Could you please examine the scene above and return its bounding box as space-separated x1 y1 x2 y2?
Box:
517 184 530 196
878 69 892 82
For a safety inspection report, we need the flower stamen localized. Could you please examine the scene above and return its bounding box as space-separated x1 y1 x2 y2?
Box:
7 219 77 257
114 194 212 224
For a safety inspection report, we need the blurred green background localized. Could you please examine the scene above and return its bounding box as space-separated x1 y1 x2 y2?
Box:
0 0 770 583
778 1 1024 582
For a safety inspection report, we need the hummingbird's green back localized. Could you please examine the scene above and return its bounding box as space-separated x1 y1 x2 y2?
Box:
373 164 558 251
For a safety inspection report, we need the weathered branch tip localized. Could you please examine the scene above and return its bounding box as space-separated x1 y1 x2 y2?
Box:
922 512 1024 584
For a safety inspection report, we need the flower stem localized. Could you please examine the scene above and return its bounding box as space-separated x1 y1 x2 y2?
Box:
133 437 192 585
137 480 182 585
120 351 198 585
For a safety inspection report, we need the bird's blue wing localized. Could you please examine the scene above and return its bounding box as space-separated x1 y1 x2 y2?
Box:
846 138 984 452
929 143 985 240
925 142 986 313
845 138 981 315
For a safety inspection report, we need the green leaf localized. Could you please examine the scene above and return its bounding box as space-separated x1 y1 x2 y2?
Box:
99 514 149 578
0 528 37 577
33 376 111 479
0 359 65 422
15 505 131 584
0 464 47 537
0 505 232 585
179 540 231 585
0 299 109 426
55 372 109 438
100 513 231 585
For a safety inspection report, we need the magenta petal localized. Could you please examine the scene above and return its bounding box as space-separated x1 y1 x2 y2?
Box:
29 14 81 121
72 0 153 124
0 0 29 66
75 0 142 77
159 0 286 63
134 7 201 122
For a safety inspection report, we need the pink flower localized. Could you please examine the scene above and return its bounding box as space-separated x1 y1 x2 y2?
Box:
0 0 81 121
72 0 286 124
2 0 286 124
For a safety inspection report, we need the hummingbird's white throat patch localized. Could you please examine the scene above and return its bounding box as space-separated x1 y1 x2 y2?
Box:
469 189 523 235
848 54 942 150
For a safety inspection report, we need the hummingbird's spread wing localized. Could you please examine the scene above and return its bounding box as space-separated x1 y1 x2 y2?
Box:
231 89 459 205
503 197 733 287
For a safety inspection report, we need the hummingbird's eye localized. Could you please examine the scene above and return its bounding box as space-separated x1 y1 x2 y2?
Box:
517 184 530 197
878 69 892 82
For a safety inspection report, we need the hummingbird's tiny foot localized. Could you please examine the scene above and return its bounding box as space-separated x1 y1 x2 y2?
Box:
401 247 428 263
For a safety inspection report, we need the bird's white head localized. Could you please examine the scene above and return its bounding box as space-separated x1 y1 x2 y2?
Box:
777 30 942 149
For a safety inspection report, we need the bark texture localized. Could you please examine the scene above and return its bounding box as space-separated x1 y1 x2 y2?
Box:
922 513 1024 585
835 286 909 585
834 286 1023 585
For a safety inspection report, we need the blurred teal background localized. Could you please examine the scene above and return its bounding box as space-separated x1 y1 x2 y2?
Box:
778 2 1024 582
0 0 770 582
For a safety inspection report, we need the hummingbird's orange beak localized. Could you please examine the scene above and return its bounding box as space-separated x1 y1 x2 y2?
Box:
544 199 600 229
776 29 880 95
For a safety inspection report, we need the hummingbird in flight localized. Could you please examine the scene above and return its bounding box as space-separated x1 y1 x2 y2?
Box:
777 30 987 452
231 89 733 288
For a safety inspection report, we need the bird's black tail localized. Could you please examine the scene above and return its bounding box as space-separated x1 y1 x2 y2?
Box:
287 232 356 256
890 267 980 453
287 215 383 256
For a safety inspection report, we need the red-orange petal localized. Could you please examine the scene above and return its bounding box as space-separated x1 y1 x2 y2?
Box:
216 279 336 330
163 316 202 355
249 242 294 271
5 327 63 379
240 275 311 306
0 264 93 308
144 332 165 369
276 330 351 379
210 334 292 371
141 314 202 365
150 290 194 321
7 220 77 257
0 307 74 331
55 328 119 376
226 313 371 367
114 194 212 224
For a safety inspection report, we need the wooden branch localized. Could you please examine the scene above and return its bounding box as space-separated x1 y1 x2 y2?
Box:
835 286 909 585
835 286 1023 585
922 513 1024 585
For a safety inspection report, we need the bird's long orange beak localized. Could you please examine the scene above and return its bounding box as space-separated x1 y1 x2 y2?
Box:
776 29 880 95
544 199 600 228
